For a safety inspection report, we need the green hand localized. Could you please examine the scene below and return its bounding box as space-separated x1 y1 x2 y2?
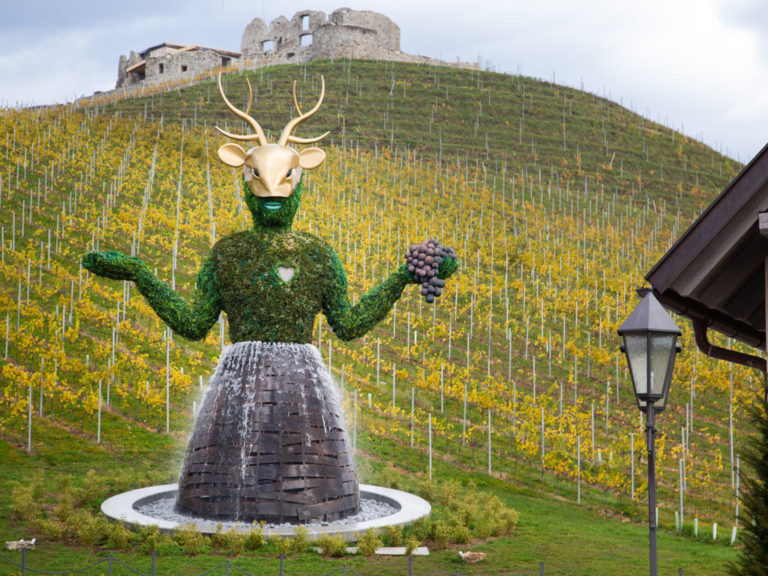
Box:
82 251 148 282
438 255 459 279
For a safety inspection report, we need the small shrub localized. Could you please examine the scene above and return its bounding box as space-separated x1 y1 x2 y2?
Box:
174 524 210 555
497 507 519 535
357 529 381 556
405 537 421 556
138 525 161 553
244 522 265 551
292 525 309 553
84 469 105 497
430 520 451 548
138 525 179 555
407 517 431 541
105 521 135 549
381 525 403 547
450 523 470 544
53 492 74 523
317 534 347 557
70 509 108 547
213 526 245 556
10 484 43 522
31 517 65 541
274 536 293 555
67 485 89 507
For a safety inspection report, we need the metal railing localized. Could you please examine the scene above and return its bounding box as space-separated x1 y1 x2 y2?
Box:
0 549 693 576
0 550 467 576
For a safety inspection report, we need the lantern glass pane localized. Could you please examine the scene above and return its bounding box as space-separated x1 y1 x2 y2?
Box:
650 334 676 398
623 334 648 397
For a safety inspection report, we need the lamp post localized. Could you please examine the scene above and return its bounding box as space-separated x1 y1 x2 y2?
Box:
618 290 681 576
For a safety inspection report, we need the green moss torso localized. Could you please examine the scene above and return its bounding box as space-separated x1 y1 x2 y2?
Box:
81 177 442 345
212 229 333 343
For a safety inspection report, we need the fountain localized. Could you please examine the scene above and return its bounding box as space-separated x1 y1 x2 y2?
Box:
85 72 456 538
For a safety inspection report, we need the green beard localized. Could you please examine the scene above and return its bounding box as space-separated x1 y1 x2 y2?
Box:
244 175 303 231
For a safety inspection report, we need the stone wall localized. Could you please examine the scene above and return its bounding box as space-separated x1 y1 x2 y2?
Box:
240 8 402 66
148 50 232 84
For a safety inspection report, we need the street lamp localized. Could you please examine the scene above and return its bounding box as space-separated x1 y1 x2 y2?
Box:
618 290 681 576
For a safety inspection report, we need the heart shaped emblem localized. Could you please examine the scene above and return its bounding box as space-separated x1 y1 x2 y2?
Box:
277 266 295 283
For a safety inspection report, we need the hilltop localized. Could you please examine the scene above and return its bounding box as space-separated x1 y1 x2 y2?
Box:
0 59 758 575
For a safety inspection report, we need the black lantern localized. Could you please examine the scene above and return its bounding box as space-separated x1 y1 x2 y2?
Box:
618 290 681 576
618 291 681 412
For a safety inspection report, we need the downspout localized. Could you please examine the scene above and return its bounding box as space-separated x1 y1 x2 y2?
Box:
692 318 767 375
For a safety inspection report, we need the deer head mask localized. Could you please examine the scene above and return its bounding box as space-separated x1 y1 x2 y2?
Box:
215 72 328 199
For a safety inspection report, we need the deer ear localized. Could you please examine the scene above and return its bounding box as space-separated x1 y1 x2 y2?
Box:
218 143 247 167
298 147 326 170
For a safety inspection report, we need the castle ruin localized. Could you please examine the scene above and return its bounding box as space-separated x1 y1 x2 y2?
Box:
116 8 473 89
240 8 400 65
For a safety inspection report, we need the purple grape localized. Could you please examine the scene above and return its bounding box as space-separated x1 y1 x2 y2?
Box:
405 238 456 303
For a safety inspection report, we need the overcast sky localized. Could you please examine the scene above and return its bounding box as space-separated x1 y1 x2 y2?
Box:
1 0 765 162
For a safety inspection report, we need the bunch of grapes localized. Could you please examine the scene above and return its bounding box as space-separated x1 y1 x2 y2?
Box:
405 239 456 303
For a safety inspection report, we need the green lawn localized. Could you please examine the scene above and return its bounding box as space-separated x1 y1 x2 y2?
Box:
0 426 738 576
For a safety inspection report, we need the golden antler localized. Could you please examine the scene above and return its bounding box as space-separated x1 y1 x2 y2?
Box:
278 76 329 146
292 80 303 117
214 72 267 145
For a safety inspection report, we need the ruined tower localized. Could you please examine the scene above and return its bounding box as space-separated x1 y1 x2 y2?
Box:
240 9 400 65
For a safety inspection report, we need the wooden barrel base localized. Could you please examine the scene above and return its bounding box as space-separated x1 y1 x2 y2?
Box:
176 341 359 523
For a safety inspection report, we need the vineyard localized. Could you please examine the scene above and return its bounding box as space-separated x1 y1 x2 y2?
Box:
0 59 761 574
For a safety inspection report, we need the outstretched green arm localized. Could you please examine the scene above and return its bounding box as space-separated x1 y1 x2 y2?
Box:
82 251 222 341
323 248 458 342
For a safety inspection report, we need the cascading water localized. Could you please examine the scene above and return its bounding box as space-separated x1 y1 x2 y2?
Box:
176 341 359 523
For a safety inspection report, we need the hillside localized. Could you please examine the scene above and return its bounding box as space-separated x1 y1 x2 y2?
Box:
0 59 759 575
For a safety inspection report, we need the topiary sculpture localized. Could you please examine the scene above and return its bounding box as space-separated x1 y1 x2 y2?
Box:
82 73 457 523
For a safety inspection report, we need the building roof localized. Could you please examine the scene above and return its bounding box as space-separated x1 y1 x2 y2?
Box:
138 42 241 59
646 142 768 352
174 45 242 58
138 42 186 58
125 43 241 78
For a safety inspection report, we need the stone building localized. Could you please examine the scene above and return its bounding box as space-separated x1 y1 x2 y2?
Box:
116 43 241 89
116 8 474 89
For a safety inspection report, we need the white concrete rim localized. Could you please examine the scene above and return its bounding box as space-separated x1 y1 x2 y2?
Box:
101 484 430 541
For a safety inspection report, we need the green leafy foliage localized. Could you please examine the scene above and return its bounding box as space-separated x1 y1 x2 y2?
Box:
380 525 403 547
292 525 310 553
357 528 382 556
404 536 421 556
244 522 266 551
212 526 246 556
317 533 347 557
174 524 211 555
728 391 768 575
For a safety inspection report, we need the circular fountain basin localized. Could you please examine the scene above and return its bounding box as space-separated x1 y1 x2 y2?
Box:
102 484 430 541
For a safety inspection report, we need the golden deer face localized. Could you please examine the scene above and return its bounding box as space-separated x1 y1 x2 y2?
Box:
215 73 328 198
219 143 325 198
